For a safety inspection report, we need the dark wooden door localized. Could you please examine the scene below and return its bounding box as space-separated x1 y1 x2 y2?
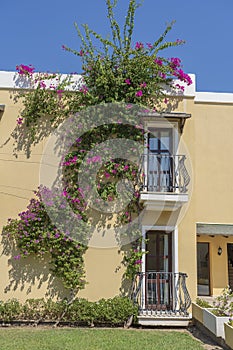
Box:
227 244 233 291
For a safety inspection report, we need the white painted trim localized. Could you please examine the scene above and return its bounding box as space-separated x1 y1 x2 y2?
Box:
165 74 196 97
1 70 233 104
0 70 195 96
173 227 179 273
195 91 233 104
0 71 83 90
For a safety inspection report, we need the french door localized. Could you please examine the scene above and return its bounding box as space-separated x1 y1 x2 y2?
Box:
145 231 173 310
147 128 173 192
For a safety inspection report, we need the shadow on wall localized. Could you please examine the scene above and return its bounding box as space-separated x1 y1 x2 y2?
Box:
1 231 70 300
10 111 57 159
2 89 184 159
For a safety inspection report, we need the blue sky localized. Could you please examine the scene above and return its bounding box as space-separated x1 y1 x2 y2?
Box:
0 0 233 92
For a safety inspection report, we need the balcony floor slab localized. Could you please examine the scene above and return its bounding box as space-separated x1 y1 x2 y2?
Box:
138 314 191 327
140 192 189 211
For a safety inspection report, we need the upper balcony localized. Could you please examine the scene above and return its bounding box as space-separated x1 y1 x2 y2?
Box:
139 153 190 211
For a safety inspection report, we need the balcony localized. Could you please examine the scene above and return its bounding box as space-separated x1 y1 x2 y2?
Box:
139 154 190 211
132 272 191 326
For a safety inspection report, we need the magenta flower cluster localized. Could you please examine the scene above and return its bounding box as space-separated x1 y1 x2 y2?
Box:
16 64 35 76
4 186 87 290
135 41 144 50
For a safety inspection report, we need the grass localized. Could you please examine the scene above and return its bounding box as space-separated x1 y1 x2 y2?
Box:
0 327 205 350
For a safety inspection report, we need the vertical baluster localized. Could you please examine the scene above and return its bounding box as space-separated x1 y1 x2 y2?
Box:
178 155 181 191
169 156 172 192
155 155 158 191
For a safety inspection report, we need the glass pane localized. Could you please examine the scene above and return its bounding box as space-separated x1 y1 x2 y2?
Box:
146 232 171 272
160 130 170 151
197 243 210 296
149 136 158 151
146 234 157 271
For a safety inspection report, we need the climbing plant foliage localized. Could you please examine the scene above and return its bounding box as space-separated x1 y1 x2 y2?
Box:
5 0 192 290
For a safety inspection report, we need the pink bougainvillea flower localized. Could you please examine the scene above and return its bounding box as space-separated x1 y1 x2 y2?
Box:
76 137 82 144
164 98 168 104
140 82 147 88
14 254 21 260
173 69 192 85
79 85 88 94
135 41 144 50
125 78 131 85
56 89 64 99
104 172 110 179
39 81 46 89
134 259 142 265
159 72 166 79
125 104 133 109
71 156 77 163
146 42 153 49
79 50 84 56
135 124 143 129
154 58 163 66
16 64 35 76
62 190 68 197
176 39 185 44
175 83 185 91
87 155 101 164
170 57 181 69
16 117 23 125
135 90 143 97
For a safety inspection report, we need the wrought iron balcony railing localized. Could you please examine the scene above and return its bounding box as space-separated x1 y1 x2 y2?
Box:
139 154 190 193
131 272 191 316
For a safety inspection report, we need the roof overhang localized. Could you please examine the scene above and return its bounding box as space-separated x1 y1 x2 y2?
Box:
138 112 191 133
197 223 233 236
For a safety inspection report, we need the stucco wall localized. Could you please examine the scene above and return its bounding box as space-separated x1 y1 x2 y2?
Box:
1 73 233 302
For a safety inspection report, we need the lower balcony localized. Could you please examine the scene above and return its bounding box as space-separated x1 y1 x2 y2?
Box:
139 154 190 211
132 272 192 326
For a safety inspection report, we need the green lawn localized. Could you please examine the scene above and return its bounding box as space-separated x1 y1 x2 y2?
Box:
0 328 205 350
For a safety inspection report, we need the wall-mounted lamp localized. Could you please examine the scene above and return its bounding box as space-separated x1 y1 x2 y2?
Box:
218 246 222 256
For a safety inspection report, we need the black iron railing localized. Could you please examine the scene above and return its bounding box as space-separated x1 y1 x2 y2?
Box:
139 154 190 193
132 272 191 316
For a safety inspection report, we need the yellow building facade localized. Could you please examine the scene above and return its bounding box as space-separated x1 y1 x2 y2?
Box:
1 71 233 324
